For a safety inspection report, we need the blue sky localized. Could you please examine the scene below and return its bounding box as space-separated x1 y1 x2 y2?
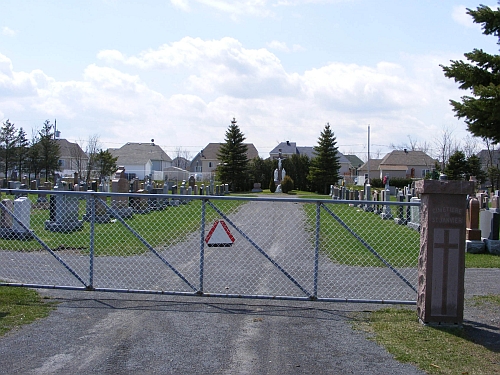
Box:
1 0 499 160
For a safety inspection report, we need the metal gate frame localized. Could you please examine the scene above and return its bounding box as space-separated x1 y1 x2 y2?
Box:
0 190 420 304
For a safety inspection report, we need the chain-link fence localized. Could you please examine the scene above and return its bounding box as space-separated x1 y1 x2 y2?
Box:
0 190 420 304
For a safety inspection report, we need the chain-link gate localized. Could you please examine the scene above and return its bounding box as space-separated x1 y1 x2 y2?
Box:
0 190 420 304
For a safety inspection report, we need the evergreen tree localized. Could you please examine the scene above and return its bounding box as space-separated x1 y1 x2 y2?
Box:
441 4 500 143
38 120 60 182
285 154 310 192
216 118 249 192
308 123 341 194
26 130 41 182
95 149 118 180
0 119 19 180
465 154 487 183
444 150 467 180
15 127 29 179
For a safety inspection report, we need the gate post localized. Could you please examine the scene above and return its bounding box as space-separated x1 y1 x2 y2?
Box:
415 180 474 325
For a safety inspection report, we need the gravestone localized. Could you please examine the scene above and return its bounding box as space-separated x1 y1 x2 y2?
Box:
466 197 485 253
407 197 421 231
44 182 84 232
83 193 111 223
394 193 407 225
0 197 32 239
111 167 133 219
131 190 150 214
189 175 196 189
251 183 262 193
416 180 473 325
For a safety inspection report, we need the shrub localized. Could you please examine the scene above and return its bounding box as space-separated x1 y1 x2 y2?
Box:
281 175 294 194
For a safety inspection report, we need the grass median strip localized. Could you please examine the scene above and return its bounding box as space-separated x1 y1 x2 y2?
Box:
352 297 500 375
0 286 56 336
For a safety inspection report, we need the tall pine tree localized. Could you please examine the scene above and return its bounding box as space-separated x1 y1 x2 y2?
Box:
308 123 340 194
38 120 60 182
217 118 249 192
441 4 500 143
0 119 19 180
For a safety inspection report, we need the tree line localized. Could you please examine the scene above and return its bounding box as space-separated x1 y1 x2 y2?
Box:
0 119 117 185
216 120 341 194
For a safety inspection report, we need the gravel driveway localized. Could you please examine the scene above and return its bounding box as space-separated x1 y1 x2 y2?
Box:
0 268 498 375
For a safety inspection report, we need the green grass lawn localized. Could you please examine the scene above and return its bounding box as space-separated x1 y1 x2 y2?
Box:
352 296 500 375
0 194 243 256
0 286 56 336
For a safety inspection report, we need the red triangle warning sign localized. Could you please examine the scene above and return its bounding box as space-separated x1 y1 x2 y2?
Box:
205 220 235 247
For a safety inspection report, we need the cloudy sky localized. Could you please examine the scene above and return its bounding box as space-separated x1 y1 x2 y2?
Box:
1 0 499 160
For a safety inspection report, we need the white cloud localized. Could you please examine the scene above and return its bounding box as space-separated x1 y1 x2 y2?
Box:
170 0 191 11
2 26 16 37
1 39 468 158
267 40 305 53
452 5 477 28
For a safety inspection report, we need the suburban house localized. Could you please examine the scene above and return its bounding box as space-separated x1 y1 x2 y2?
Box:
357 159 382 185
357 150 437 185
190 143 259 179
477 148 500 188
108 142 172 180
344 154 364 184
269 141 354 180
55 139 88 178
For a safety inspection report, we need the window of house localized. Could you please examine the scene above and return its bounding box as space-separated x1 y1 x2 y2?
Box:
208 162 212 168
58 159 65 167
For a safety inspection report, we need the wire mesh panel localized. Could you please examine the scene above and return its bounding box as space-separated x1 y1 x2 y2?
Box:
0 190 420 303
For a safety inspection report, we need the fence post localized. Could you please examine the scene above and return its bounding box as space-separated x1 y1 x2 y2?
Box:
415 180 473 325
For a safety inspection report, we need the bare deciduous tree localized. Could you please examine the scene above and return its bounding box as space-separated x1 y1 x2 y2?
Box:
85 134 102 183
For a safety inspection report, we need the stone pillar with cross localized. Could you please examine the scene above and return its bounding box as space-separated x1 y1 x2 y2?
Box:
415 180 474 325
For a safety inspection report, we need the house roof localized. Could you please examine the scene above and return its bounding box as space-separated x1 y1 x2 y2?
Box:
359 159 382 171
56 139 87 159
380 150 436 167
109 142 172 165
269 141 350 164
344 155 364 168
198 142 259 160
270 142 298 156
477 149 500 167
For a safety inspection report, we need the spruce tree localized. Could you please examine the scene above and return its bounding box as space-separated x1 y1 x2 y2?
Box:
0 119 19 180
308 123 341 194
38 120 60 182
444 150 467 180
217 118 249 192
441 4 500 143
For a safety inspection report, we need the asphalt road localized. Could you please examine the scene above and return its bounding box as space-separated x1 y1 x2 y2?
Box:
0 290 427 375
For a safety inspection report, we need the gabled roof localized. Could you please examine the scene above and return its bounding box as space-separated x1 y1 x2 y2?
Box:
296 146 314 159
477 149 500 167
269 142 349 163
109 142 172 165
270 142 298 155
344 155 364 168
56 139 87 159
380 150 436 167
359 159 382 171
199 142 259 160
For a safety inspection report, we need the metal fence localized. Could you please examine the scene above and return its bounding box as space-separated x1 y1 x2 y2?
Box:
0 189 421 304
